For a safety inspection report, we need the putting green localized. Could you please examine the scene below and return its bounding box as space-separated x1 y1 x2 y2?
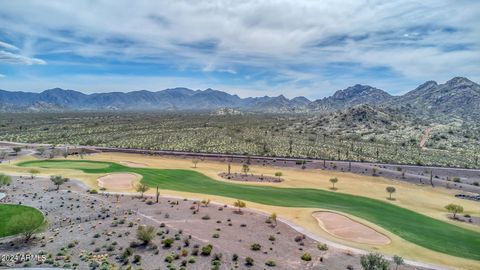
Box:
18 159 480 261
0 204 45 238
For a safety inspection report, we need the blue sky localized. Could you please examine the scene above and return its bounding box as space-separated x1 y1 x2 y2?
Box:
0 0 479 99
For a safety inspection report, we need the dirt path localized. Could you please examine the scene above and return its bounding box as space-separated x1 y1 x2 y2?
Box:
420 126 434 149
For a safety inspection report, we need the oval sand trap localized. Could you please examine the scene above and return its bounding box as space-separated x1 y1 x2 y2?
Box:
312 211 390 245
97 173 139 189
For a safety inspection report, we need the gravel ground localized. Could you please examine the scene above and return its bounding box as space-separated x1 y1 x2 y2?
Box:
0 175 435 270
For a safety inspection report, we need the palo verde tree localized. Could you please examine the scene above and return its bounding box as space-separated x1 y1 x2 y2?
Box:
445 203 463 219
386 186 396 200
393 255 404 270
233 199 246 214
135 183 150 198
201 199 211 207
50 175 69 191
274 172 282 181
329 177 338 190
192 159 199 168
242 164 250 176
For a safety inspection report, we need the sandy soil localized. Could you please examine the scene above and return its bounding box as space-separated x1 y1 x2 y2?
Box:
119 161 148 168
313 211 391 245
97 173 140 190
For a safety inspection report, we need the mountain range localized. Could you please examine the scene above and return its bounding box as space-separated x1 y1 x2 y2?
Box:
1 77 479 122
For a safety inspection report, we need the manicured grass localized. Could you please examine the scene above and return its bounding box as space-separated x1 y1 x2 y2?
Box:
19 159 480 260
0 204 45 237
21 160 110 170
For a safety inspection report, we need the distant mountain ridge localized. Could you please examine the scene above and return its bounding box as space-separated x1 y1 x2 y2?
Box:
0 87 312 112
1 77 479 122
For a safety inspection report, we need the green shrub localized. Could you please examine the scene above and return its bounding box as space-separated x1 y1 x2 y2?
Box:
250 243 261 251
201 244 212 256
301 253 312 261
265 260 276 266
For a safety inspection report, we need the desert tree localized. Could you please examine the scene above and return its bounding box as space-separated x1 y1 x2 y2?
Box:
372 167 378 176
242 164 250 176
274 172 282 181
192 159 199 168
233 200 246 214
136 225 156 245
50 175 68 191
445 203 463 219
0 151 7 160
79 148 86 159
360 253 390 270
29 169 40 179
393 255 404 270
269 212 277 227
12 146 22 155
386 186 396 200
201 199 211 207
135 183 150 198
227 162 231 175
0 173 12 189
329 177 338 190
114 193 121 203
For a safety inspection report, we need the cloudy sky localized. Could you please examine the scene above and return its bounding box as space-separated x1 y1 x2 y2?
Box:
0 0 479 99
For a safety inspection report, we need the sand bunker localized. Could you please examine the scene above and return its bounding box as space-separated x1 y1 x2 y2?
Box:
313 211 390 245
97 173 139 189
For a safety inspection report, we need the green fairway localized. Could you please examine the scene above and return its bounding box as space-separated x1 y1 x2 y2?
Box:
18 159 480 260
0 204 45 238
22 160 110 170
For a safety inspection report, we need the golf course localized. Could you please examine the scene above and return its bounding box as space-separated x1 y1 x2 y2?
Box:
18 159 480 261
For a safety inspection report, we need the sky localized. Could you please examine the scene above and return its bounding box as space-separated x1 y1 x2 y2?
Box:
0 0 479 99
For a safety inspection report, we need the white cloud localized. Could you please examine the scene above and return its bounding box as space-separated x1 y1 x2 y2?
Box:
0 41 19 51
0 73 5 78
0 0 479 96
0 50 46 65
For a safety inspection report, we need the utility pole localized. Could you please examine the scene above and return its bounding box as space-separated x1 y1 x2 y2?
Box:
156 186 160 203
